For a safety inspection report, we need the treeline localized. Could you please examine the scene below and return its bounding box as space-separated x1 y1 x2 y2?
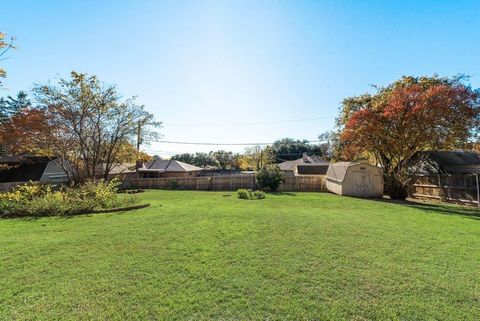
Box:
170 138 331 171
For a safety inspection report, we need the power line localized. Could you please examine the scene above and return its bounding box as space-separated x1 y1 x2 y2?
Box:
163 116 334 126
145 139 324 146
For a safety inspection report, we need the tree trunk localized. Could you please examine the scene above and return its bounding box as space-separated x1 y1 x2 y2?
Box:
384 174 408 200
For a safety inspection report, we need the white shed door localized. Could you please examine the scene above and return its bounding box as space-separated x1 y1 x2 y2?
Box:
353 171 370 197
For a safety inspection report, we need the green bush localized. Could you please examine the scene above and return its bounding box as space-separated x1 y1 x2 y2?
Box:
237 189 250 199
252 190 266 199
256 165 285 191
0 180 138 218
236 189 266 200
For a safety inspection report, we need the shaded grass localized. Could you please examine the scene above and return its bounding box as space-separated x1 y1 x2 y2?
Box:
1 191 480 320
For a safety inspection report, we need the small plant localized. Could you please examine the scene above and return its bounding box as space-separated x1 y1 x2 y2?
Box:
237 189 250 199
252 190 266 199
236 189 266 200
256 165 285 191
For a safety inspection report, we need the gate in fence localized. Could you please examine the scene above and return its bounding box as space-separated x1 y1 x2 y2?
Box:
410 173 480 207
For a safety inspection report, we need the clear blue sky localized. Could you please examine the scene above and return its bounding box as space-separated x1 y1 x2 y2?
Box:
2 0 480 156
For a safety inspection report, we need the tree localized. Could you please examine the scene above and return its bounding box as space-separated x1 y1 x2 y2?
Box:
171 153 195 165
0 91 31 123
338 75 480 200
212 150 234 170
33 71 161 182
0 107 55 156
171 152 217 167
256 165 285 191
192 152 217 167
242 145 274 170
272 138 326 162
0 32 15 87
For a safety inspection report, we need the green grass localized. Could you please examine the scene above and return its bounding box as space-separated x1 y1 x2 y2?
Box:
1 191 480 321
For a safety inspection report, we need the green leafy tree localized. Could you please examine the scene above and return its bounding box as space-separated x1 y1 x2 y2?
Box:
213 150 234 170
272 138 326 162
256 165 285 191
34 71 161 182
0 91 31 123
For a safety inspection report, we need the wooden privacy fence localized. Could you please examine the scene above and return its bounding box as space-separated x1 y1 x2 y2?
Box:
410 174 480 206
124 174 326 192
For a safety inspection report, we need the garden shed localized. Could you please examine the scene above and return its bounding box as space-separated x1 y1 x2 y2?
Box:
326 162 383 198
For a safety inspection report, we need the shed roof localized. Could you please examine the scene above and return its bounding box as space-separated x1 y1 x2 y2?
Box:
0 158 53 182
140 159 203 172
278 156 329 171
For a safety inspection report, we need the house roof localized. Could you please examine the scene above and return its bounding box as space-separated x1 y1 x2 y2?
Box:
95 163 136 176
0 158 53 182
296 164 329 175
420 151 480 166
409 150 480 174
139 159 203 172
278 156 329 171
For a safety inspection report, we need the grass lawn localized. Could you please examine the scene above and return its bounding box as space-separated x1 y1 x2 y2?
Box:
1 191 480 321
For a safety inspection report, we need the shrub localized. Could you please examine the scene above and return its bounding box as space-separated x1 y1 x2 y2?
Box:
0 180 138 218
236 189 266 200
237 189 250 199
256 165 285 191
252 190 266 199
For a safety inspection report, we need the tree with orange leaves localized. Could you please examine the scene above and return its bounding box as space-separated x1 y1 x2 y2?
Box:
338 75 480 200
0 107 55 156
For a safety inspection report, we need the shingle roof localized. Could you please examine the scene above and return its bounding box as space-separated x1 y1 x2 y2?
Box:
95 163 136 175
325 162 361 182
0 159 51 182
141 159 203 172
278 156 329 171
423 151 480 166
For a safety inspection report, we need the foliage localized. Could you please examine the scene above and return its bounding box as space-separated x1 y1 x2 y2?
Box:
255 165 285 191
0 107 54 156
236 188 250 199
272 138 327 162
0 32 15 86
0 180 137 217
171 152 217 168
240 145 274 170
212 150 235 170
32 71 161 182
338 75 480 200
0 91 30 123
236 189 266 200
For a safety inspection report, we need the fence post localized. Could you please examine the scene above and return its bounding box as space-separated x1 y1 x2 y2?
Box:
476 174 480 208
437 174 443 202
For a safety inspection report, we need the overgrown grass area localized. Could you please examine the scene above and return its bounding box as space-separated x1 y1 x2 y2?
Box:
1 190 480 320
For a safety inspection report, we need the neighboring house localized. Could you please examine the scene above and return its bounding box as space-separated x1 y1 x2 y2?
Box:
94 163 137 180
409 151 480 175
278 153 330 176
0 156 70 191
326 162 383 198
137 158 203 178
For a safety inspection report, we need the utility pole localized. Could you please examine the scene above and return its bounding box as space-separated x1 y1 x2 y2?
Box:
136 121 142 151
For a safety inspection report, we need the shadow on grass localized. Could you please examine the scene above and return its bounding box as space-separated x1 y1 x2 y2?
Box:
365 197 480 220
266 191 297 196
